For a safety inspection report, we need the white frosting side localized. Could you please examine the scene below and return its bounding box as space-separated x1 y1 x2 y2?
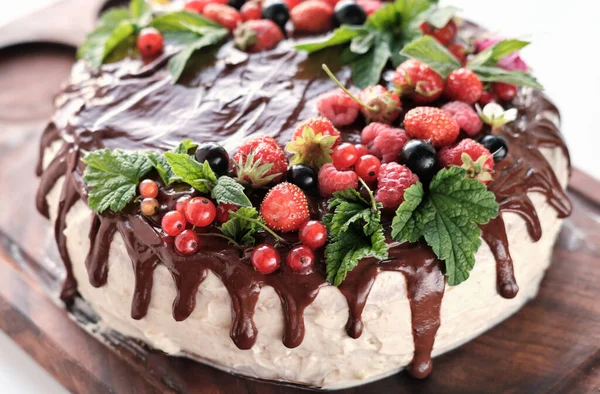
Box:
43 140 569 390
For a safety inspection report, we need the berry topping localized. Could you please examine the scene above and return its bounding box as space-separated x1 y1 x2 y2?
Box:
479 91 496 106
360 122 408 163
260 182 310 232
404 106 460 148
447 43 467 64
299 220 328 249
234 135 287 187
184 0 229 13
420 19 457 45
291 0 334 33
316 89 360 127
240 1 262 20
175 196 191 218
139 179 159 199
286 245 315 274
292 117 341 147
284 0 301 9
175 230 200 255
375 163 419 210
140 198 159 216
356 0 382 15
216 203 239 223
392 59 444 104
318 163 358 197
400 139 438 186
333 0 367 26
286 117 340 169
202 3 242 31
162 211 187 237
438 138 494 183
354 144 369 157
185 197 217 227
444 68 483 105
480 135 509 162
136 28 164 58
287 164 319 195
234 19 284 52
441 101 483 137
195 143 230 176
228 0 246 10
262 0 290 31
251 244 281 274
331 143 359 169
354 154 381 183
492 82 518 102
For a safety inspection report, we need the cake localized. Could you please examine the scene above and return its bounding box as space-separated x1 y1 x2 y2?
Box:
35 0 572 389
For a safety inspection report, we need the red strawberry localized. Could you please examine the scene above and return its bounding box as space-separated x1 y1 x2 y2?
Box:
260 183 310 232
234 135 287 187
292 117 341 146
375 163 419 209
420 19 457 45
404 106 460 148
438 138 494 183
184 0 228 13
441 101 482 137
356 0 382 15
286 118 340 169
392 59 444 104
444 68 483 105
318 163 359 197
361 122 408 163
284 0 302 9
291 1 334 33
234 20 284 52
447 43 467 64
479 90 497 106
492 82 518 101
240 1 262 21
317 89 361 127
202 3 242 31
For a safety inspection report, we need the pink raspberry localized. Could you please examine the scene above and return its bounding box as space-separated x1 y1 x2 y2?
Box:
438 138 494 183
360 122 409 163
318 163 359 197
375 163 419 209
317 89 361 127
441 101 483 136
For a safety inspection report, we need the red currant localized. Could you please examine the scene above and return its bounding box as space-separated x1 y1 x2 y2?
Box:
161 211 186 236
479 91 497 106
286 245 315 274
185 197 217 227
175 196 191 218
354 144 369 158
175 230 200 255
140 198 159 216
492 82 518 101
136 27 164 58
331 143 358 170
251 244 281 274
139 179 158 199
354 154 381 183
299 220 327 249
184 0 206 13
216 203 239 223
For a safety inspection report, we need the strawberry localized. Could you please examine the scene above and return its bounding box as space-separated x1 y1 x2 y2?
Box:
404 106 460 148
314 0 339 6
202 3 242 31
420 19 457 45
284 0 302 9
492 82 518 101
184 0 228 13
438 138 494 183
317 89 361 127
479 90 497 106
318 163 359 197
261 183 310 232
292 117 341 145
447 43 467 64
286 118 341 169
361 122 408 163
444 68 483 105
234 20 284 52
240 1 262 21
234 135 287 187
392 59 444 104
356 0 382 15
291 1 334 33
375 163 419 209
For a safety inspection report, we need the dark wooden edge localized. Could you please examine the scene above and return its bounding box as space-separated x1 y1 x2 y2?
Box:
567 168 600 207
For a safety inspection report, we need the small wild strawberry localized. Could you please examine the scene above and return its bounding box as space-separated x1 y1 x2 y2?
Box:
420 19 457 45
291 0 334 33
444 68 483 105
234 20 284 52
202 3 242 31
260 182 310 232
286 119 340 169
392 59 444 104
404 106 460 147
234 135 287 187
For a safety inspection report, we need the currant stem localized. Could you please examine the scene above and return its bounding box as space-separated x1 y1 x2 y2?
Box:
228 211 286 245
359 178 378 212
322 64 376 111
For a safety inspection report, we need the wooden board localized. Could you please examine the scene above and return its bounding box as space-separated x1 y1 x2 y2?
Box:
1 8 600 394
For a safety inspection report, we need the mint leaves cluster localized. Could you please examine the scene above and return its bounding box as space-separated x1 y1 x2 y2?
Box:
391 167 498 285
78 0 227 82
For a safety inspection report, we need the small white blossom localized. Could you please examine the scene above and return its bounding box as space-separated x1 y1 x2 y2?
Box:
476 103 518 128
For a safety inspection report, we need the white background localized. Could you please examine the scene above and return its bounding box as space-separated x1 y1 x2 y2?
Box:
0 1 598 393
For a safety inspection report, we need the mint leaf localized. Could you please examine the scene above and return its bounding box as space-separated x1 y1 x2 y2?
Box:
168 29 228 82
351 36 391 88
424 5 459 29
164 152 217 193
391 182 424 242
367 0 432 33
211 176 252 207
78 19 136 69
400 35 461 78
295 25 365 53
147 139 198 185
469 65 543 89
350 31 376 54
149 11 220 31
82 149 152 213
130 0 151 19
467 39 529 69
220 207 262 245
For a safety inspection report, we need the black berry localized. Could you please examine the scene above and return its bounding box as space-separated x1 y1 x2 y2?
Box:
333 0 366 27
480 135 508 162
228 0 246 9
262 0 290 31
287 165 318 195
400 140 438 186
195 143 230 176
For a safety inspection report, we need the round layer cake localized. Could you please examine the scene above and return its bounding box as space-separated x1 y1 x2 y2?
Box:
36 0 572 390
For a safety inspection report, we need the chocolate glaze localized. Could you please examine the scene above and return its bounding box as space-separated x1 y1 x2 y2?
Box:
35 23 571 380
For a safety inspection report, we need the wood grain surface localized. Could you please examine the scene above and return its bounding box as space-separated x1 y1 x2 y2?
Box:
0 17 599 394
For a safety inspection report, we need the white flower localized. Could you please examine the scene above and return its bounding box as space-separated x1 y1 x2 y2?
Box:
476 103 518 128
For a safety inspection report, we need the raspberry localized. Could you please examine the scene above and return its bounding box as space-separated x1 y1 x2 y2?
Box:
292 117 341 147
317 89 360 127
202 3 242 31
234 20 284 52
234 135 287 186
444 68 483 105
318 163 358 197
420 19 457 45
356 0 382 15
260 183 310 232
375 163 419 209
438 138 494 183
404 106 460 148
392 59 444 104
291 1 334 33
441 101 482 137
361 122 408 163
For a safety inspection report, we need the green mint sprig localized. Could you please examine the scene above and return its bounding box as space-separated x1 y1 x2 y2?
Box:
147 139 197 185
391 167 499 286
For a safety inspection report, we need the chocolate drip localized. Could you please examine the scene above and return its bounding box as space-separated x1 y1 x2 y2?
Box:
85 215 117 287
35 142 67 218
481 216 519 299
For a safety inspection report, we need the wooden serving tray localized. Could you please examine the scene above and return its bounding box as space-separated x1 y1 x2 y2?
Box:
1 2 599 393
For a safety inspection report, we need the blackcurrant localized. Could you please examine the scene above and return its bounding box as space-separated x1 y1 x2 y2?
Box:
195 143 229 176
333 0 366 27
262 0 290 31
287 165 318 195
480 135 508 162
400 140 438 186
228 0 246 10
